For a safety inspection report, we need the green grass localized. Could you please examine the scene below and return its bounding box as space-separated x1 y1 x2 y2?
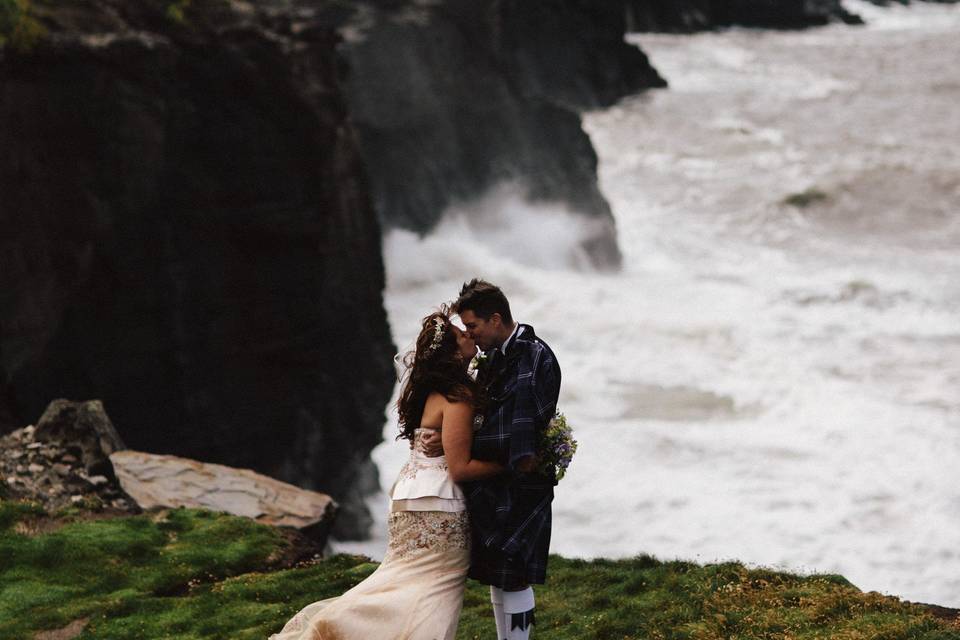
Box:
0 500 302 639
1 499 957 639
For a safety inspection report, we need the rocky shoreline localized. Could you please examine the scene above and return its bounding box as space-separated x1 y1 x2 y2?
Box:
3 0 957 547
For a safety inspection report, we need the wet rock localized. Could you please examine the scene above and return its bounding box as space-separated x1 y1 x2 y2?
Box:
624 0 863 32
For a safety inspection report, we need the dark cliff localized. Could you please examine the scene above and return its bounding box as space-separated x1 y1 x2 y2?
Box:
623 0 864 32
0 0 395 537
0 0 667 540
333 0 667 269
866 0 960 5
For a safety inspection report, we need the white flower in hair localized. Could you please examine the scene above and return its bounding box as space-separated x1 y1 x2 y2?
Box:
426 317 446 355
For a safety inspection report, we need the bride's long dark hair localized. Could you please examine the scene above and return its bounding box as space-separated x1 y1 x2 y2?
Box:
396 307 483 443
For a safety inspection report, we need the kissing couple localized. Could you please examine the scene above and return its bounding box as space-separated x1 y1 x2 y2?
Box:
271 278 562 640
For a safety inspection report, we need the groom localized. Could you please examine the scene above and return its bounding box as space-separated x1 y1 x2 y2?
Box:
453 278 561 640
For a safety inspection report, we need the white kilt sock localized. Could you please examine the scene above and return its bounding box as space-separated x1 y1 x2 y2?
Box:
490 586 507 640
502 587 535 640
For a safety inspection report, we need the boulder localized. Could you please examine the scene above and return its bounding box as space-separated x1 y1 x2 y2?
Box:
0 419 138 514
33 400 125 479
110 450 337 543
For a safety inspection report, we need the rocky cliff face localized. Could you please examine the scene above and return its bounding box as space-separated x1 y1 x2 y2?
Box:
0 0 394 537
623 0 864 32
1 0 664 541
866 0 960 5
334 0 667 269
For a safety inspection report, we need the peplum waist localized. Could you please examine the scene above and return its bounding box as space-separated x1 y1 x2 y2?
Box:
389 454 465 512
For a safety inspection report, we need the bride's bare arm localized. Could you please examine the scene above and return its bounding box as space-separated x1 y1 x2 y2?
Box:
442 401 504 482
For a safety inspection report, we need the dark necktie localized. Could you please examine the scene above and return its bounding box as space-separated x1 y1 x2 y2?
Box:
480 348 500 387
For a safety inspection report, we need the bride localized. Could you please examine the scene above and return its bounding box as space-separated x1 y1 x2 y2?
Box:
270 309 503 640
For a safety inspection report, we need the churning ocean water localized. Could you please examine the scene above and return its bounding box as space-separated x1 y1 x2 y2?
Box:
334 1 960 607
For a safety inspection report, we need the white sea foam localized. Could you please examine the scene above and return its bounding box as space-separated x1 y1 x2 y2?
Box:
333 6 960 607
635 34 853 100
386 184 608 280
844 0 960 32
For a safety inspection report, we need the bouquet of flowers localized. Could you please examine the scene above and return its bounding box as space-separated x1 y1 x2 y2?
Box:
538 411 577 482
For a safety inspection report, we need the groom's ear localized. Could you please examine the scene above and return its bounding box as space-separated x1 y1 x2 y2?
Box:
489 312 502 328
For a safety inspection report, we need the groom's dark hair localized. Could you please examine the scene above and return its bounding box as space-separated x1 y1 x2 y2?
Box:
453 278 513 324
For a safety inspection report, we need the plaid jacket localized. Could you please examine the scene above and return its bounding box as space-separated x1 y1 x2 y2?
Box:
464 323 561 588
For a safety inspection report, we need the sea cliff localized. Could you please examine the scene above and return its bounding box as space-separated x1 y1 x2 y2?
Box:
333 0 667 269
1 0 668 540
3 0 943 544
0 0 394 537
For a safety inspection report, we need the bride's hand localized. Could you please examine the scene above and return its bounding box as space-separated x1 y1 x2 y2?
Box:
421 428 444 457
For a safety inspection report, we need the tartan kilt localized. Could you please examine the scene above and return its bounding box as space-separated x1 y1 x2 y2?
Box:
466 475 554 590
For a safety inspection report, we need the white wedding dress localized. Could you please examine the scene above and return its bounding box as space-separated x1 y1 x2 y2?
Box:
269 429 470 640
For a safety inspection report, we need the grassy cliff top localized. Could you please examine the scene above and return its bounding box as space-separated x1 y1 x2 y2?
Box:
1 499 957 640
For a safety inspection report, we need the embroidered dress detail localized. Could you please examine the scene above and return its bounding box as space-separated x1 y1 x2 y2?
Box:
391 496 466 513
385 510 470 560
395 457 448 483
269 428 471 640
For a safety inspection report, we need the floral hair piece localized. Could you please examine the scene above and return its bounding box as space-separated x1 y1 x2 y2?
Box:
426 317 446 356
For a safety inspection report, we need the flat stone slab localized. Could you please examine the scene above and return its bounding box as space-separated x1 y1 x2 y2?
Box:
109 451 337 535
